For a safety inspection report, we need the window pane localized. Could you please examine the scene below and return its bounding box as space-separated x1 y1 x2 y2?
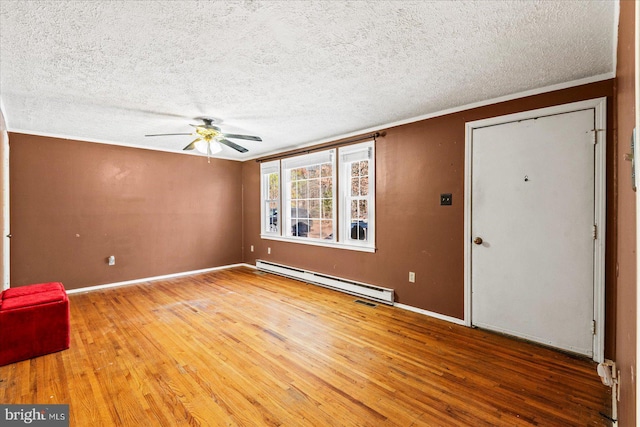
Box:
308 165 320 179
351 221 367 241
351 162 359 177
307 224 317 239
359 160 369 176
321 164 332 177
297 167 308 180
291 218 310 237
351 178 360 196
351 223 363 240
360 176 369 196
350 199 367 241
309 178 320 198
321 177 332 198
268 173 279 199
309 199 320 218
296 181 305 199
322 199 333 218
298 180 309 198
320 220 333 240
268 202 278 232
297 200 308 217
359 200 368 219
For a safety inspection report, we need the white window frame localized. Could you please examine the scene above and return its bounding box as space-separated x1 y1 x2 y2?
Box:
339 141 375 250
260 142 376 253
260 160 280 236
281 149 336 242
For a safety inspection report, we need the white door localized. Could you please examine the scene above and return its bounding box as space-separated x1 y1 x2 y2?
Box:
471 109 595 357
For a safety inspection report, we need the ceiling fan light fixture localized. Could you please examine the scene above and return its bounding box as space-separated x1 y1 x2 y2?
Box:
194 140 223 155
146 117 261 155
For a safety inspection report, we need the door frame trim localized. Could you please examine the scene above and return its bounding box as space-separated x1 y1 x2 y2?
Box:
463 97 607 362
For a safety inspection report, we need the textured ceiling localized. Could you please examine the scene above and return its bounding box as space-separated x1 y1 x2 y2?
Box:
0 1 616 160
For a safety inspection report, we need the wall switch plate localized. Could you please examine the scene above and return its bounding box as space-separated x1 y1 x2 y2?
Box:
409 272 416 283
108 255 115 266
440 193 452 205
250 245 254 252
268 247 271 255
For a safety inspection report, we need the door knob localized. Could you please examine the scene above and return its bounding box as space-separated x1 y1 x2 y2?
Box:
473 237 483 245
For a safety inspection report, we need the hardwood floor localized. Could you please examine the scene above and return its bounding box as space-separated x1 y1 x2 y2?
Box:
0 267 611 426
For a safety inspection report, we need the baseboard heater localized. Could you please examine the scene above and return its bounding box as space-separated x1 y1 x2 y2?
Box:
256 260 394 305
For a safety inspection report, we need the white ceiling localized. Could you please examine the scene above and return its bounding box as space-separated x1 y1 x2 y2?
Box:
0 1 617 160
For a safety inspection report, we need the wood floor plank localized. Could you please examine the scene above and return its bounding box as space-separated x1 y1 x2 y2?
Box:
0 267 611 426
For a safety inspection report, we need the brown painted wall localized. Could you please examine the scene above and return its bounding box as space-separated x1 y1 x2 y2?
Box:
9 133 243 290
243 80 615 342
614 1 636 425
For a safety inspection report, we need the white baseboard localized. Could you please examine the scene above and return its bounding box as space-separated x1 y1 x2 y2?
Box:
66 263 254 294
394 303 466 326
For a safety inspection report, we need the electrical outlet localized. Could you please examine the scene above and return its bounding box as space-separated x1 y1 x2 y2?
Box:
409 272 415 283
440 193 452 206
250 245 254 252
108 255 115 266
268 247 271 255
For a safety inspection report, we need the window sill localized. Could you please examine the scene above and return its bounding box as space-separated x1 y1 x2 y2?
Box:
260 234 376 253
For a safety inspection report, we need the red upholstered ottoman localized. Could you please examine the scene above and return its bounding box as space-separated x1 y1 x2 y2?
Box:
0 282 70 366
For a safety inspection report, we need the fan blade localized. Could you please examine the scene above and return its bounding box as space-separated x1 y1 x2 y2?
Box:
183 138 201 151
145 133 192 137
221 133 262 142
218 138 248 153
190 123 220 131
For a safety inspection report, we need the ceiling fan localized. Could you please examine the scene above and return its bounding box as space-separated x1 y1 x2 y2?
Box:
145 117 262 156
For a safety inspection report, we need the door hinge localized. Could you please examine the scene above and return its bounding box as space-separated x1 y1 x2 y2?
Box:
592 225 598 239
591 320 597 335
591 128 605 145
